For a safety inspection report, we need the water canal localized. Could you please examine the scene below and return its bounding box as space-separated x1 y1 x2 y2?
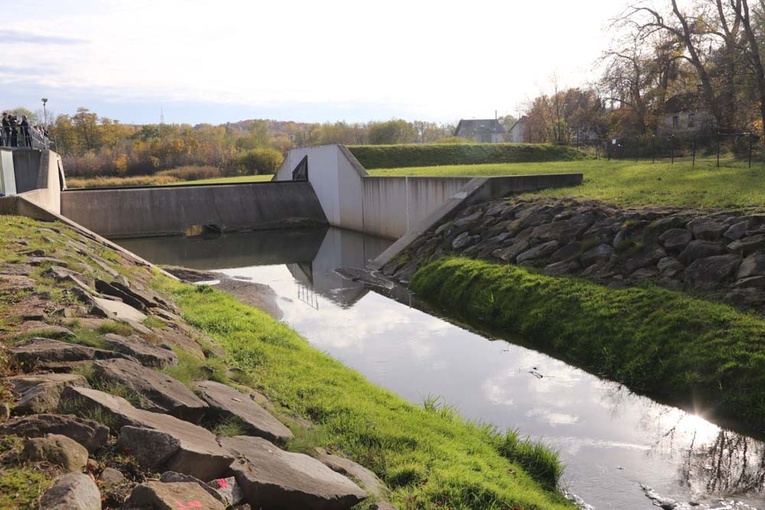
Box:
118 227 765 510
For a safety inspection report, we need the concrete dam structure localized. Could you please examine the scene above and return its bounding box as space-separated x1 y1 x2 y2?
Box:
0 145 582 262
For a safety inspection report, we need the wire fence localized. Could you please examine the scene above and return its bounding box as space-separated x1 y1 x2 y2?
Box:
589 132 759 167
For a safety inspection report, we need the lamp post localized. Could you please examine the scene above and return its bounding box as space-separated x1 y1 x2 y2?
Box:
41 98 48 127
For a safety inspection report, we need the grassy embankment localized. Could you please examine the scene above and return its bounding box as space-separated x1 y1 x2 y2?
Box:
0 216 573 509
66 174 271 189
372 154 765 431
409 258 765 433
369 157 765 210
164 280 574 509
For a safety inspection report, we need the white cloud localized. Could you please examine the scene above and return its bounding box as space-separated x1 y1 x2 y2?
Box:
5 0 631 122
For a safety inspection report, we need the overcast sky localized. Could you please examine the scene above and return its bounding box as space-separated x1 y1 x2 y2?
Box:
3 0 630 125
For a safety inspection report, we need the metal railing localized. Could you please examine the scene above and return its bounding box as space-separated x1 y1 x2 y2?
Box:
1 127 50 150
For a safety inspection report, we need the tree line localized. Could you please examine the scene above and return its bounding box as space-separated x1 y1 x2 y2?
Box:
44 111 463 178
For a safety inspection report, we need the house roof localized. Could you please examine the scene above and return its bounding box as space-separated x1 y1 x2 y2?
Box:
664 93 700 114
455 119 506 135
508 116 528 134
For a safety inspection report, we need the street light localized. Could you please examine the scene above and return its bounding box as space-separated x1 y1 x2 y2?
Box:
41 98 48 127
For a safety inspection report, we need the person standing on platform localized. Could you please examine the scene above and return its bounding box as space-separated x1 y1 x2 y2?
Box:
19 115 31 148
1 113 9 146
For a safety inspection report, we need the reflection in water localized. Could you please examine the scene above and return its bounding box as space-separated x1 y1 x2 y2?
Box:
116 227 765 510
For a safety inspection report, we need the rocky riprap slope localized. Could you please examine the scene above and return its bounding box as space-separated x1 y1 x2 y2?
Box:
0 221 391 509
383 196 765 311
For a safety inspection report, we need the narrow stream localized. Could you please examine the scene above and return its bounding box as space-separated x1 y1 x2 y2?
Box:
118 227 765 510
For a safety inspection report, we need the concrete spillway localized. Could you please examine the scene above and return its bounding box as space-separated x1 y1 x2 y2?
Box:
61 181 328 239
1 145 582 256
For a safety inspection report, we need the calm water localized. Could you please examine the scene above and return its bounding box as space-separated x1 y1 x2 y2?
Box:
119 228 765 510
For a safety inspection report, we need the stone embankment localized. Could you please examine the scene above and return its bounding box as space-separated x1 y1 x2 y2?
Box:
0 221 391 509
383 196 765 311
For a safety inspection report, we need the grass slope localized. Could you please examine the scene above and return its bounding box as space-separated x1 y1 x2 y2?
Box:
410 257 765 433
165 281 574 510
369 158 765 210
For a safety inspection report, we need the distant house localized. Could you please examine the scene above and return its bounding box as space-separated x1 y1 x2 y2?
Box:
657 93 712 137
507 116 529 143
455 119 506 143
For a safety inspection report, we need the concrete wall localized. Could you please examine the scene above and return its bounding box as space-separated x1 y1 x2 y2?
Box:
370 173 584 268
362 177 472 239
276 145 368 232
18 151 64 214
61 181 328 239
0 149 15 195
13 150 42 193
0 149 63 214
276 144 582 241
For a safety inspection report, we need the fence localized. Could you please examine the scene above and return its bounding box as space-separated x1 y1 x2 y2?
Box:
595 132 759 167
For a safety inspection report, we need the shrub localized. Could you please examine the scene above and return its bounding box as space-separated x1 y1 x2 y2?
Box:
234 148 284 175
348 143 586 169
157 165 222 181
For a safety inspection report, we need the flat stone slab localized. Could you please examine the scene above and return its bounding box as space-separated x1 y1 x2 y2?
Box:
195 381 292 443
102 333 178 368
9 337 136 371
91 296 147 323
124 481 225 510
40 472 101 510
220 436 366 510
93 358 207 421
6 373 89 414
0 414 109 453
61 386 233 480
315 447 390 501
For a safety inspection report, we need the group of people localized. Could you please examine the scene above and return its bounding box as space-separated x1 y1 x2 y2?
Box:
1 112 49 149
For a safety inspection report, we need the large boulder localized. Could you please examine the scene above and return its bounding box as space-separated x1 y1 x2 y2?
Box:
195 381 293 444
24 434 89 471
727 234 765 256
117 426 181 470
624 245 666 273
737 253 765 279
5 373 89 414
39 472 101 510
516 240 560 264
687 218 727 240
678 240 726 266
123 481 225 510
658 228 692 252
580 244 613 268
60 386 233 480
92 358 207 421
102 333 178 368
492 240 529 263
684 254 742 290
8 337 135 371
220 436 366 510
0 414 109 453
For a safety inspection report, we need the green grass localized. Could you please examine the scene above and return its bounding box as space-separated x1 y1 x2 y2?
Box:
369 157 765 210
65 173 272 189
0 436 53 509
164 280 573 509
348 143 585 169
410 257 765 433
165 174 272 185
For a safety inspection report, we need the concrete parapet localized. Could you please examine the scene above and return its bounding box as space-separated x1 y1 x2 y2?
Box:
61 181 329 239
